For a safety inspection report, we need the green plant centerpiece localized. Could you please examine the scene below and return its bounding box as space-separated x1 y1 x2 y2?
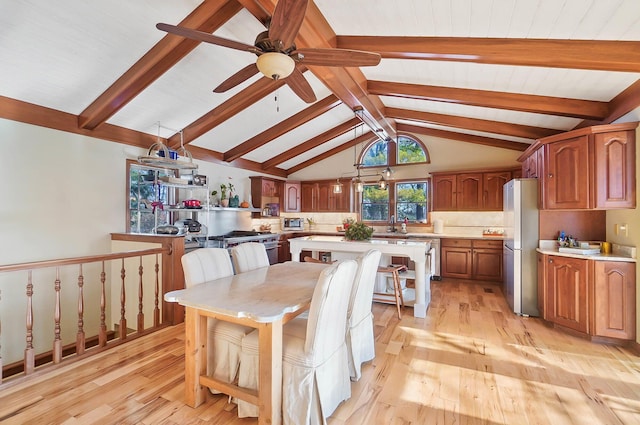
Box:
344 221 374 241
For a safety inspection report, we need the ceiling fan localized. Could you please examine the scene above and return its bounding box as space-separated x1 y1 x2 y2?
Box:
156 0 381 103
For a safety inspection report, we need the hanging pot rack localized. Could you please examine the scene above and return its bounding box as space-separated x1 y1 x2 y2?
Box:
138 123 197 171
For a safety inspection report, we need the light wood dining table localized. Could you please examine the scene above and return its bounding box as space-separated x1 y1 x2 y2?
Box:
164 261 328 425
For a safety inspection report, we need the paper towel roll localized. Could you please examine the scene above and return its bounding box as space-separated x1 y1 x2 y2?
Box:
433 219 444 234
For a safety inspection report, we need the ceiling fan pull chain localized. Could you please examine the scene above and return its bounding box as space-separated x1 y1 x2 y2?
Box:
275 89 280 113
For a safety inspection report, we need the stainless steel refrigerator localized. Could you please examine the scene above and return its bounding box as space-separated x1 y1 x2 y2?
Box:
503 178 539 316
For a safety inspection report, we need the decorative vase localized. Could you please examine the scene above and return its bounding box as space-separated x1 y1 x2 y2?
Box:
229 195 239 208
220 198 229 207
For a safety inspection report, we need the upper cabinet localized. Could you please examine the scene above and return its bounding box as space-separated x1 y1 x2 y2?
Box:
300 179 351 212
250 176 283 216
284 182 301 213
432 167 517 211
519 122 637 210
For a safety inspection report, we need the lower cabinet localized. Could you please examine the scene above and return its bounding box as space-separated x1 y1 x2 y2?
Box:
540 254 636 341
441 238 502 282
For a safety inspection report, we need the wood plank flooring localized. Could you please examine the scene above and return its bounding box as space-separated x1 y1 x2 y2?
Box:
1 278 639 424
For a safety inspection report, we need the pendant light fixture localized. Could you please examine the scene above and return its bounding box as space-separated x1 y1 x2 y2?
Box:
332 178 343 194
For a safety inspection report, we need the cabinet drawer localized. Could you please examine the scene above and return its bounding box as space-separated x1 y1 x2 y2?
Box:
472 239 503 249
441 238 472 248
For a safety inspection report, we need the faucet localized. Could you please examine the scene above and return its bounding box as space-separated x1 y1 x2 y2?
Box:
389 215 396 232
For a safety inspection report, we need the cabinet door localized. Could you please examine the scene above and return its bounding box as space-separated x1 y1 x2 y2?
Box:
432 174 457 211
483 171 511 210
456 173 483 210
546 256 588 333
537 253 547 319
284 182 301 212
441 246 472 279
300 183 316 212
593 131 636 209
545 136 590 209
316 182 332 211
592 261 636 340
472 248 503 282
330 183 351 212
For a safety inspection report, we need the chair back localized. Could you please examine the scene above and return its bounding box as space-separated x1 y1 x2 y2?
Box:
349 249 382 325
304 260 358 358
181 248 234 288
231 242 270 273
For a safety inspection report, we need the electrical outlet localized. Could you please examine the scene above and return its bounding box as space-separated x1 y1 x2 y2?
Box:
615 223 629 236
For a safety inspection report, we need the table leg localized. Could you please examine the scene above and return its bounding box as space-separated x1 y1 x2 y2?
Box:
184 307 207 407
257 320 283 425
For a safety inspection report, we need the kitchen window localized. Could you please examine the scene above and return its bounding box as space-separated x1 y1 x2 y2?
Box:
361 180 430 224
361 135 430 167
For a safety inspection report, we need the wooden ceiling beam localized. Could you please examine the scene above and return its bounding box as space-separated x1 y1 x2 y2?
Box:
397 122 529 151
369 80 609 120
262 117 360 169
337 37 640 73
168 75 289 148
78 0 242 130
223 94 342 162
386 107 559 140
188 145 287 177
575 79 640 129
287 132 373 175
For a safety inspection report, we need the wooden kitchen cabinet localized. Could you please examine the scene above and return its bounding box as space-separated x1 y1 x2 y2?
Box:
441 239 502 282
432 174 457 211
591 261 636 340
250 176 283 216
432 168 515 211
284 181 301 212
483 171 511 211
540 254 636 341
545 255 588 333
300 179 350 212
441 239 472 279
545 135 590 209
456 173 483 210
519 122 637 210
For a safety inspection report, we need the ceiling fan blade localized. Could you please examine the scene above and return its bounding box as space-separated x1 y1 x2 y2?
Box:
213 63 260 93
156 23 258 53
285 68 316 103
293 48 382 67
269 0 308 50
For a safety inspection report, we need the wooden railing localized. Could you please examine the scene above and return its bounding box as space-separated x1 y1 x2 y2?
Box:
0 247 169 384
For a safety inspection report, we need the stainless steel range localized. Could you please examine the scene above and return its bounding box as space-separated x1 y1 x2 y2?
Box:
188 230 279 264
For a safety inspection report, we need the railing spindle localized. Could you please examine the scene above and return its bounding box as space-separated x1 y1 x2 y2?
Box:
25 271 34 374
76 264 85 355
119 259 127 339
154 253 160 327
137 256 144 332
99 261 107 347
53 268 62 364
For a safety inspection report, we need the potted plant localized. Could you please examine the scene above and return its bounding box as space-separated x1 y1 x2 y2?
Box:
344 221 374 241
342 217 355 230
227 183 239 207
306 217 316 230
219 184 229 207
210 190 218 206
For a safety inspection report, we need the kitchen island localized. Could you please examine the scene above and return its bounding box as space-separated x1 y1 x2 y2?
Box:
289 235 432 318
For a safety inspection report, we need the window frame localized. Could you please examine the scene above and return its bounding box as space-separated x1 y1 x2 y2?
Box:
360 177 431 226
359 134 430 170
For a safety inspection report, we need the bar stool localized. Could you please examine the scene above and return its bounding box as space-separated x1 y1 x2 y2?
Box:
374 264 407 319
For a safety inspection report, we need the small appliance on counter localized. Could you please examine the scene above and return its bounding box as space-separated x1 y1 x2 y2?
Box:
283 217 304 230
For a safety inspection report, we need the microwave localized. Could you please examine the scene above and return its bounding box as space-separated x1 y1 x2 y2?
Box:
283 217 304 230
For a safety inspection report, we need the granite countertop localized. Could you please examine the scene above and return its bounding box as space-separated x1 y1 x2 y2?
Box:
536 240 636 262
278 229 504 240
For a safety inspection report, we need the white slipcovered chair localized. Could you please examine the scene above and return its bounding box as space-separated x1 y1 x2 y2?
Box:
237 259 358 424
231 242 270 273
180 248 254 391
345 249 382 381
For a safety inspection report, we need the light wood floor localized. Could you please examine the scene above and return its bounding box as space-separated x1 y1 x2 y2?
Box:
1 279 639 424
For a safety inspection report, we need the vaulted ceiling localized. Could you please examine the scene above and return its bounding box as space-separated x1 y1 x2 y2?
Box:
2 0 639 179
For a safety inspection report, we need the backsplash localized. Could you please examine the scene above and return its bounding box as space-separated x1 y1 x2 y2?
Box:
253 211 504 236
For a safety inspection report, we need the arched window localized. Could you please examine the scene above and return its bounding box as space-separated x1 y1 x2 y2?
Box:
360 135 429 167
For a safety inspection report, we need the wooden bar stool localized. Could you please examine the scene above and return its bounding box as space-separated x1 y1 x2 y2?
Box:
374 264 407 319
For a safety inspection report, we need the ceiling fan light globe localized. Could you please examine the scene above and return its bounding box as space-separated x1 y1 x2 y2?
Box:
256 52 295 80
